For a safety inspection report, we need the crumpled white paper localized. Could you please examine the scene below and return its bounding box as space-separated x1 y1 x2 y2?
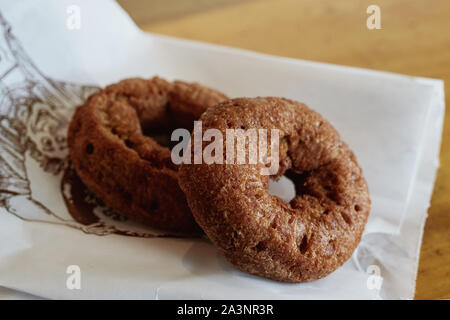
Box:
0 0 445 299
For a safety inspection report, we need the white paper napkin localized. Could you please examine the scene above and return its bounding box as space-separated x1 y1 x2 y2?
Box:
0 0 444 299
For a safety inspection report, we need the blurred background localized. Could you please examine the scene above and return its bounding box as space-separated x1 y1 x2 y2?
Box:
117 0 449 299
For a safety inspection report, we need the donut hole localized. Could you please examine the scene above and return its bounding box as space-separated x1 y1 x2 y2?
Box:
136 98 202 150
354 204 362 212
141 113 195 150
268 175 296 203
285 170 311 196
269 170 315 205
147 131 173 148
144 124 195 150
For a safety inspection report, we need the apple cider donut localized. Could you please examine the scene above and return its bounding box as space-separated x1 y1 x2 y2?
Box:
68 77 227 233
178 97 370 281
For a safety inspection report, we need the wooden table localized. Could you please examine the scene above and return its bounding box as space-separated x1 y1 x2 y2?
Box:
119 0 450 299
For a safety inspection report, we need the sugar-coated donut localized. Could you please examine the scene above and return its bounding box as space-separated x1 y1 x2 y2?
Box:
68 77 227 233
178 97 370 281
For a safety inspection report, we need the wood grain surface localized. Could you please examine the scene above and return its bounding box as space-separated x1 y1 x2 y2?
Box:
118 0 450 299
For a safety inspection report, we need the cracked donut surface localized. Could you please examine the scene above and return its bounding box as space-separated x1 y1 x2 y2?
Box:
178 97 370 281
68 77 227 233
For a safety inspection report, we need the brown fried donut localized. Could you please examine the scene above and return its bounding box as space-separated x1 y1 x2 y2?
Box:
178 97 370 281
68 77 227 233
